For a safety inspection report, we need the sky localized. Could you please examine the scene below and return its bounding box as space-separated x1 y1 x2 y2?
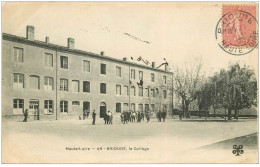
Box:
2 2 258 75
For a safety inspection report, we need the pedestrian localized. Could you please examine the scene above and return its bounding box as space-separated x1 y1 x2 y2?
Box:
104 111 108 124
109 111 113 124
92 110 96 125
158 110 162 122
145 111 150 123
132 112 136 122
23 109 28 122
83 109 87 120
162 111 166 122
137 111 141 123
141 112 144 121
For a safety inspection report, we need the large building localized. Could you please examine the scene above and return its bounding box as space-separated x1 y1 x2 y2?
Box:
2 25 173 121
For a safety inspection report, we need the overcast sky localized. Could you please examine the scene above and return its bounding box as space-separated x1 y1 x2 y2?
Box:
2 2 258 74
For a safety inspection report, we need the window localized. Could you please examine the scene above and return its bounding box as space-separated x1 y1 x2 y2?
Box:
163 104 167 112
44 100 53 114
83 81 90 93
83 60 90 72
151 73 155 82
13 99 24 114
138 87 143 96
139 71 143 80
72 80 79 92
116 66 121 77
29 75 39 89
131 103 135 111
60 56 68 69
163 76 167 84
60 101 68 113
116 103 121 113
151 89 155 97
145 104 149 112
163 90 167 99
138 104 143 112
145 88 149 97
123 86 129 96
101 63 106 74
131 69 135 79
44 77 53 90
116 85 121 95
13 47 23 62
60 79 68 91
72 101 80 106
131 86 136 96
45 53 53 67
100 83 106 94
13 73 24 88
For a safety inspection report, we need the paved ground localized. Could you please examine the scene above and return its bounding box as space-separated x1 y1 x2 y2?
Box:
2 117 258 163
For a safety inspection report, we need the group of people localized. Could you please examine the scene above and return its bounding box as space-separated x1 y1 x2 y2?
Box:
120 110 151 124
156 110 167 122
103 111 113 124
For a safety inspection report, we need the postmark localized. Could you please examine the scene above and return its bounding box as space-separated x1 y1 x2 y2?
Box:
216 5 258 55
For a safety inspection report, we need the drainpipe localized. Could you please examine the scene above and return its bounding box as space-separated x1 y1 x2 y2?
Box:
129 61 131 111
56 50 58 120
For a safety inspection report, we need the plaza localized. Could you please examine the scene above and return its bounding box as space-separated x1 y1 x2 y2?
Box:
2 116 258 163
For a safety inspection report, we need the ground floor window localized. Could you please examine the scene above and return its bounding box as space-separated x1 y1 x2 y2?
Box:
131 103 135 111
116 103 121 113
60 101 68 113
13 99 24 114
138 104 143 112
44 100 53 114
72 101 80 106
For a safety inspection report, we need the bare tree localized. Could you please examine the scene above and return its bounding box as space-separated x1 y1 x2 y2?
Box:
173 58 206 118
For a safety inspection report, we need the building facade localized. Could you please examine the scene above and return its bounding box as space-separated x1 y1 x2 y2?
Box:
2 25 173 121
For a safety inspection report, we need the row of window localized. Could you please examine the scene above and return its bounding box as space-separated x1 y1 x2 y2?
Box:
13 73 167 98
13 47 167 84
13 99 166 115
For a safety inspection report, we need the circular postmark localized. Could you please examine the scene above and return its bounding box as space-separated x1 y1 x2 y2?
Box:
215 10 258 55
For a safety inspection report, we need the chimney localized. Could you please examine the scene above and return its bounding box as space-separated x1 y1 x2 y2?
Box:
152 62 156 68
101 51 104 56
165 64 169 71
26 25 34 41
67 38 75 49
45 36 49 43
123 57 127 61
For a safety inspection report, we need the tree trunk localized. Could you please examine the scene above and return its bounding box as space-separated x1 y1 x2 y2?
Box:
213 108 216 118
234 109 239 120
185 101 190 118
228 108 232 120
224 108 226 121
198 109 201 118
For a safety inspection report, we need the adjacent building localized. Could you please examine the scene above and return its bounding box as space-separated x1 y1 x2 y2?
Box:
2 25 173 121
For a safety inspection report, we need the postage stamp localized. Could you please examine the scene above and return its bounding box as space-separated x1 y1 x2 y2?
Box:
216 5 258 55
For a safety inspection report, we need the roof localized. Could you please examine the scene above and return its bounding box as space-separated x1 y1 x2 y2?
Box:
2 33 172 74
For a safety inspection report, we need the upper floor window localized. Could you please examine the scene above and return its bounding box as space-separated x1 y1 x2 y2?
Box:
151 73 155 82
116 85 121 95
123 86 129 96
60 78 68 91
131 69 135 79
116 66 121 77
145 88 149 97
60 56 68 69
72 80 79 92
139 71 143 80
163 76 167 84
138 87 143 97
13 73 24 88
151 89 155 97
83 60 90 72
29 75 40 90
131 86 136 96
44 76 53 90
45 53 53 67
163 90 167 99
13 47 23 62
83 81 90 93
101 63 106 75
100 83 106 94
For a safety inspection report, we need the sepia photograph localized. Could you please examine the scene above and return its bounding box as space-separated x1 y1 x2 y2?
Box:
1 2 259 163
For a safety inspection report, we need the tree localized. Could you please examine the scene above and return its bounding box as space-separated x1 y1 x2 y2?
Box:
173 58 206 118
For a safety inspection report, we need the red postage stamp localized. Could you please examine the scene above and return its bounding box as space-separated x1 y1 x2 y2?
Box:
216 5 258 55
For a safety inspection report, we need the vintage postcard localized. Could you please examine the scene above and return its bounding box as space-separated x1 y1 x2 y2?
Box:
2 2 258 163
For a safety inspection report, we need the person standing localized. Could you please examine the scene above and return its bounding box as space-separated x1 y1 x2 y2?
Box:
23 109 28 122
158 110 162 122
92 110 96 125
83 109 87 120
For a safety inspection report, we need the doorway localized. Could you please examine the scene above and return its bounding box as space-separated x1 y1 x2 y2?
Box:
100 102 107 118
29 99 39 120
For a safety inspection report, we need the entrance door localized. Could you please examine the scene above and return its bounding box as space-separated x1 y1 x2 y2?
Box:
100 102 107 118
83 101 90 111
29 100 39 120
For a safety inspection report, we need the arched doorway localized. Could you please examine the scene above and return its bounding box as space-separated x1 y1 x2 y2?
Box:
100 102 107 118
